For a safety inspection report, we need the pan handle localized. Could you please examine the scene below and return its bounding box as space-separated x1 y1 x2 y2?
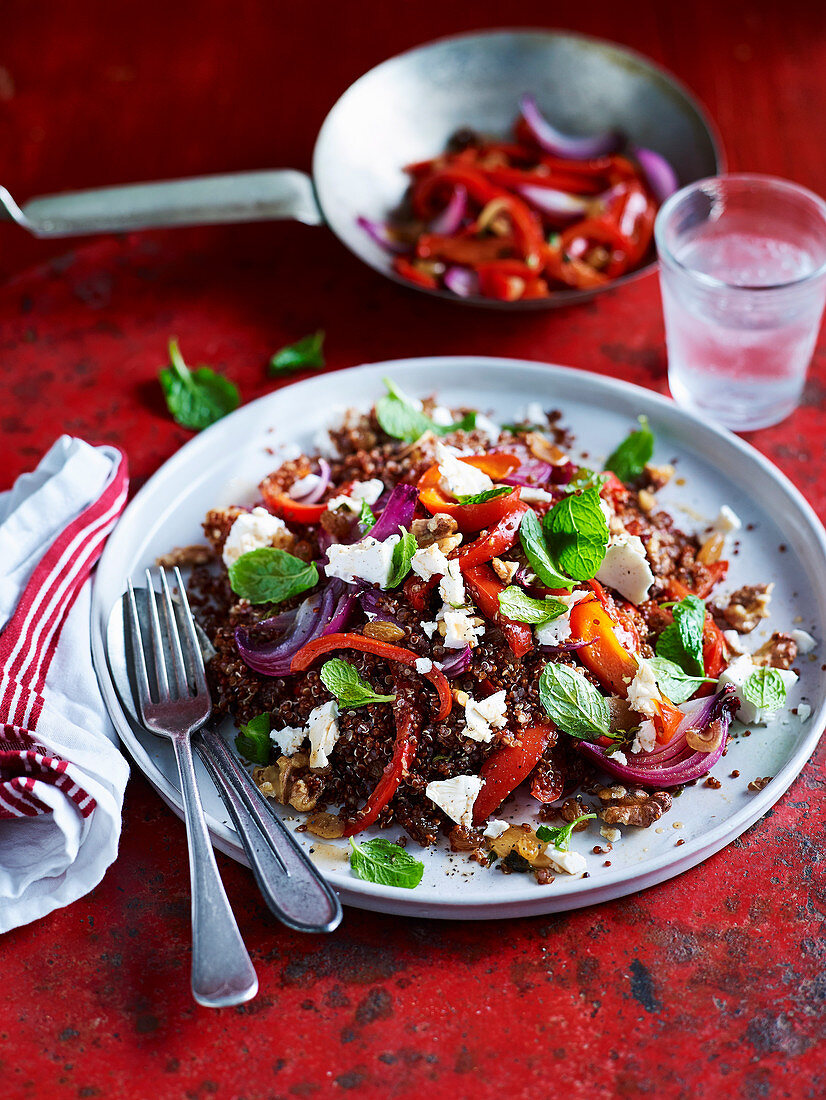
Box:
3 170 323 238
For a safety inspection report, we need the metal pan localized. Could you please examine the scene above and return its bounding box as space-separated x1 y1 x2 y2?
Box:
0 29 722 309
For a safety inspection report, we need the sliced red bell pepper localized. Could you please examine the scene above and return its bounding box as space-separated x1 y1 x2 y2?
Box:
464 563 534 658
392 256 438 290
569 585 683 744
544 244 611 290
481 165 606 196
415 232 515 266
472 723 554 824
417 454 522 534
260 478 327 524
290 632 452 721
341 695 418 837
560 216 635 279
458 502 529 570
411 167 506 220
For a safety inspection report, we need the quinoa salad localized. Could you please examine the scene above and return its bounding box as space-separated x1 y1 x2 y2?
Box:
183 380 815 889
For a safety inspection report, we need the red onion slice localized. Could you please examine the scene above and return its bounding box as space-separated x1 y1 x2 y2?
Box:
631 146 679 204
515 184 589 220
369 483 419 543
443 266 480 298
436 645 472 677
519 95 623 160
429 185 468 235
356 216 409 255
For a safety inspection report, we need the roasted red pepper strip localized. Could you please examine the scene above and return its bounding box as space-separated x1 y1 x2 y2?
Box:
458 502 529 570
472 723 555 824
417 454 522 533
569 585 683 744
341 697 418 837
260 479 327 524
691 560 729 599
464 563 534 658
290 632 452 721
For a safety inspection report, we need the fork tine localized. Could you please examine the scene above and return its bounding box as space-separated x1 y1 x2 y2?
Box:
144 568 169 701
159 566 189 697
126 578 153 719
173 566 209 697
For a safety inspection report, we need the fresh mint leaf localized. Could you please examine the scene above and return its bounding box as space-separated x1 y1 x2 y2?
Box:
519 509 574 591
359 499 376 530
159 338 240 431
646 656 715 705
376 378 477 443
228 547 318 604
655 594 706 676
349 837 424 889
544 486 609 581
234 713 271 765
498 586 567 625
386 528 417 589
268 330 325 375
320 658 395 709
456 486 515 506
604 416 654 484
536 813 596 850
742 667 787 712
538 663 612 740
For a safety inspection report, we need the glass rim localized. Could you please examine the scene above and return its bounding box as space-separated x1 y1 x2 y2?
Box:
654 172 826 293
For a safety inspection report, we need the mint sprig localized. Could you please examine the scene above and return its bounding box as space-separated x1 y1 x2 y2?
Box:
349 837 424 889
376 378 476 443
655 594 706 676
234 713 271 765
538 663 613 740
604 416 654 484
544 486 609 581
536 813 596 850
159 338 240 431
320 658 395 709
269 330 325 375
498 586 567 625
228 547 318 604
742 667 787 712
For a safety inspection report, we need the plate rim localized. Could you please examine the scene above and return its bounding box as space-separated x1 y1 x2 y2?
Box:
91 356 826 917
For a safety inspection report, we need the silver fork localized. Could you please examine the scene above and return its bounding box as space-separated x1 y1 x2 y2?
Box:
126 566 257 1008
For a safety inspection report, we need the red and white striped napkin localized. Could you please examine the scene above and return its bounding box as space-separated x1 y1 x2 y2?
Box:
0 436 130 933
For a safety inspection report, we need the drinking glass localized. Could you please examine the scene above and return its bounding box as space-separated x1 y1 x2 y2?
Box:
655 174 826 431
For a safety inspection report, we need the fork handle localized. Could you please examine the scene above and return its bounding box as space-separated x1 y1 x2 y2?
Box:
172 734 259 1007
195 726 342 934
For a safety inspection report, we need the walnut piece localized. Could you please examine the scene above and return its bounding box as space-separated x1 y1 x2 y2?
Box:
560 797 595 828
254 752 323 812
491 556 519 583
411 512 459 548
751 631 798 670
596 786 672 827
722 583 773 633
643 463 675 491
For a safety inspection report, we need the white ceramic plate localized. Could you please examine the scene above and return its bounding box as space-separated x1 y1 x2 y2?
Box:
91 358 826 919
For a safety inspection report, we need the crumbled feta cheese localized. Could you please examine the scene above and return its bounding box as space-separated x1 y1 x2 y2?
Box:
222 507 288 567
525 401 547 426
411 543 450 582
474 413 501 442
426 774 483 826
600 825 621 843
626 660 662 718
718 654 798 724
712 505 742 535
595 533 655 605
306 701 340 768
415 657 434 674
611 751 628 765
422 620 439 639
441 607 485 649
463 690 508 743
797 702 812 722
483 819 510 839
791 629 816 654
435 441 493 499
439 558 466 609
326 478 385 513
430 404 455 427
518 486 555 504
631 719 656 754
271 725 305 756
325 534 399 588
546 847 587 876
534 588 590 648
288 473 321 499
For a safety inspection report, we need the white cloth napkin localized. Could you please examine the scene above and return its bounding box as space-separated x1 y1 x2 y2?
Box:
0 436 130 933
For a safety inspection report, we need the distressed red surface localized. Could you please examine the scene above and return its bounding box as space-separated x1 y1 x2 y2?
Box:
0 2 824 1098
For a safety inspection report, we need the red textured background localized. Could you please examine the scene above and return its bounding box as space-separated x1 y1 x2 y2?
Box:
0 2 824 1098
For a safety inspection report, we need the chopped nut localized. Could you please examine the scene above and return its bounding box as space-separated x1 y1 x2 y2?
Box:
597 787 672 827
288 777 320 812
411 512 459 548
637 489 657 514
155 544 215 568
452 687 470 707
525 432 566 465
643 463 675 490
254 752 322 812
491 557 519 583
722 583 773 633
697 532 725 565
437 534 463 554
306 812 344 839
449 824 484 852
560 797 595 827
751 631 798 670
748 776 773 792
363 621 406 643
